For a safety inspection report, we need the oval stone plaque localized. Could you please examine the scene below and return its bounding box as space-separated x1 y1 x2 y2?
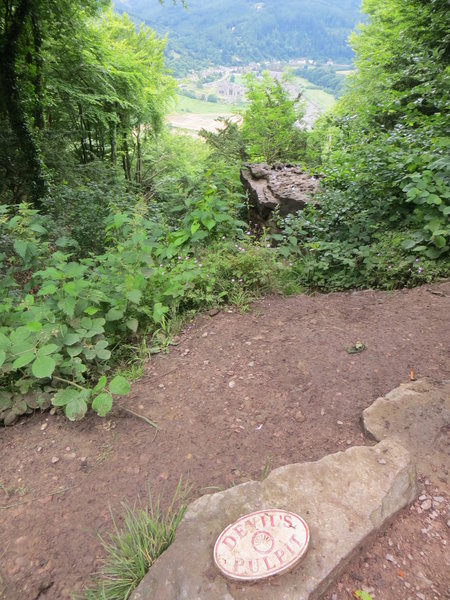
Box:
214 509 310 582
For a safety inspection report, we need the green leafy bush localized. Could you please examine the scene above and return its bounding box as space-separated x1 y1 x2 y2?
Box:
140 132 210 210
45 167 138 257
200 118 247 163
241 72 307 163
291 0 449 291
0 189 298 425
275 199 449 292
0 204 141 423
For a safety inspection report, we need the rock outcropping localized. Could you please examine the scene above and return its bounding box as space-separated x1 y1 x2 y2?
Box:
241 163 320 226
363 379 450 490
131 439 416 600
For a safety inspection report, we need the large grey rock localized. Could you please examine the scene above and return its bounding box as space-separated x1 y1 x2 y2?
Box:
363 379 450 490
132 439 416 600
241 163 320 226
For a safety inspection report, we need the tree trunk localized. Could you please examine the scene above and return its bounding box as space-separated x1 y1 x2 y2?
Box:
122 131 131 181
135 126 142 184
78 103 88 164
31 7 44 130
109 120 116 163
0 0 46 206
119 113 131 181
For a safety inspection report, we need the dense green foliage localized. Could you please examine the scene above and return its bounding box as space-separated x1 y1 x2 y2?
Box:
115 0 362 75
0 0 302 426
281 0 450 289
0 163 298 424
199 73 307 164
0 128 298 426
240 73 306 163
1 2 174 204
0 0 104 204
295 65 346 97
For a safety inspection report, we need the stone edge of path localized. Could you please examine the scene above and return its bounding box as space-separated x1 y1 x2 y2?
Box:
131 438 417 600
362 378 450 439
362 379 450 487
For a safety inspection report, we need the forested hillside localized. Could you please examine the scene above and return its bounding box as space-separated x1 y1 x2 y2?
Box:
115 0 362 73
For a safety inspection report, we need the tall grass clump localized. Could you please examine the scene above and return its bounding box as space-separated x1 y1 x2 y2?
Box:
81 480 189 600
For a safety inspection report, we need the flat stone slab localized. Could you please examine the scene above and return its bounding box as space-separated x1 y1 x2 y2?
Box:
131 439 416 600
363 379 450 490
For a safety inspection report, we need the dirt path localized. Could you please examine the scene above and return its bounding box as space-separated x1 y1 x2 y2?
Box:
1 283 449 600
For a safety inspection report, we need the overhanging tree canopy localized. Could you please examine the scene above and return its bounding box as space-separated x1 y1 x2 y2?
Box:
0 0 175 204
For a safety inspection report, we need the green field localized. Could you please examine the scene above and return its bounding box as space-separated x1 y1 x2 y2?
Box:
171 94 237 115
302 87 336 111
166 94 239 134
292 76 337 111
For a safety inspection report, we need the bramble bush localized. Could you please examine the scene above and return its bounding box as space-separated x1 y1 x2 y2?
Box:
45 168 138 257
0 187 299 425
274 192 450 292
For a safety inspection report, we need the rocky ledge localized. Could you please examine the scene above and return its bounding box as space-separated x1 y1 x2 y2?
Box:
241 163 320 227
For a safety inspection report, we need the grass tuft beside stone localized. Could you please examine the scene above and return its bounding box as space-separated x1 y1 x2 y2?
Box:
80 480 189 600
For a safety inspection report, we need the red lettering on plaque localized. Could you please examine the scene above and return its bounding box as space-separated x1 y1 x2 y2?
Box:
245 517 258 529
284 541 295 556
234 524 247 539
214 509 310 582
284 515 294 528
222 535 236 550
233 558 244 572
263 556 275 571
248 559 260 573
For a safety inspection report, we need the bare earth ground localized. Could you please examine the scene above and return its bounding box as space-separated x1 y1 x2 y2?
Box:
1 282 449 600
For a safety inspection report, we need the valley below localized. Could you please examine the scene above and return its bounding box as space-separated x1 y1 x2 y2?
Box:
166 59 344 135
